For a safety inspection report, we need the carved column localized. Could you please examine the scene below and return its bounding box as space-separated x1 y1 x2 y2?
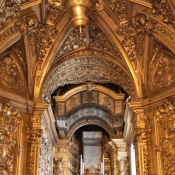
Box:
128 102 151 175
26 102 49 175
107 141 118 175
54 140 79 175
112 139 129 175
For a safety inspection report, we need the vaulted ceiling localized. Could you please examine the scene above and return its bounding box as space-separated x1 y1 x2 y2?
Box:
0 0 175 103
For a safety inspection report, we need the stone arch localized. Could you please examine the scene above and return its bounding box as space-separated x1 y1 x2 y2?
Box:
67 119 114 140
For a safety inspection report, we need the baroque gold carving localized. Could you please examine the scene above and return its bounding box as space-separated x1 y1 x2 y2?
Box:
105 0 127 22
0 102 22 174
152 53 175 90
155 99 175 175
43 56 134 97
152 0 175 29
55 19 120 59
0 54 25 92
0 0 26 28
133 112 151 175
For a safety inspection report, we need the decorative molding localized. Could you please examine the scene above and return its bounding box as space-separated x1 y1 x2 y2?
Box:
43 56 134 97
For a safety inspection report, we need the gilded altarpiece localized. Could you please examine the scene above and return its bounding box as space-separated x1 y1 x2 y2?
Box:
154 99 175 175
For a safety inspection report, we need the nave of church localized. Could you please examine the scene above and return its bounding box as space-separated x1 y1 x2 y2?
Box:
0 0 175 174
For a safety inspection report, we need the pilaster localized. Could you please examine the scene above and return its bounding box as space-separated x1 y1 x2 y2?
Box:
128 102 152 175
26 102 49 175
112 139 129 175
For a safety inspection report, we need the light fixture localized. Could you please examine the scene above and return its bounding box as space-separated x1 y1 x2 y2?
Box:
50 0 104 32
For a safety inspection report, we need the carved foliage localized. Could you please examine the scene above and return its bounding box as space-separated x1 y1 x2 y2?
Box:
152 53 175 90
116 12 156 67
0 102 22 174
39 134 52 175
151 0 175 29
0 0 26 28
105 0 127 22
14 12 58 86
43 56 134 97
155 99 175 175
133 113 151 175
56 20 119 59
0 55 25 92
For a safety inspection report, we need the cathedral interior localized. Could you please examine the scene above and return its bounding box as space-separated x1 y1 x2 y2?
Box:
0 0 175 174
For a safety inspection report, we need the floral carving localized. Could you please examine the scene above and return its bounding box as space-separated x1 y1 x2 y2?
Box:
151 0 175 29
0 0 26 28
105 0 127 22
133 112 151 175
0 102 22 174
39 134 52 175
152 53 175 90
43 56 134 97
0 55 25 92
155 99 175 175
116 22 137 68
55 20 120 59
116 12 156 66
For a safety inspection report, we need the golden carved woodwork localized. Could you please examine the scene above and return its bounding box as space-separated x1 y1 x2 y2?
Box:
152 52 175 91
0 54 25 93
154 99 175 175
0 102 22 174
43 55 134 98
0 0 175 175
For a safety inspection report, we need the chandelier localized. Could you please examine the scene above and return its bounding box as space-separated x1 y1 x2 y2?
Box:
49 0 104 32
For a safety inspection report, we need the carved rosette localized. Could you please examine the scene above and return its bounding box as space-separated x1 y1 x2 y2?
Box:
152 53 175 90
155 99 175 175
133 112 151 175
0 102 22 174
0 55 25 92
